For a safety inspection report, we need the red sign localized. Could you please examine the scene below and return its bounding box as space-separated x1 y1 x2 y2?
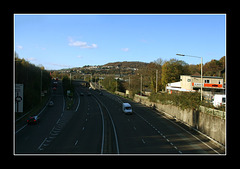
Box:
192 83 223 88
204 83 222 88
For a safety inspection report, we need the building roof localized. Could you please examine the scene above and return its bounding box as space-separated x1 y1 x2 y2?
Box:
167 81 181 88
181 75 223 79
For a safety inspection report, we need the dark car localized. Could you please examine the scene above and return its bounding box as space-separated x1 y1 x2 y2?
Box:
48 101 54 107
27 116 39 125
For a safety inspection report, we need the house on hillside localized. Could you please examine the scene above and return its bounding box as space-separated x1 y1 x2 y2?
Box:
166 75 225 102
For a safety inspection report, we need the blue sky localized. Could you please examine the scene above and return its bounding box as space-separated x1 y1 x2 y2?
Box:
14 14 226 70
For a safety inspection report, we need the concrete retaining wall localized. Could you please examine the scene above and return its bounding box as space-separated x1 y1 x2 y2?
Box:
133 94 225 146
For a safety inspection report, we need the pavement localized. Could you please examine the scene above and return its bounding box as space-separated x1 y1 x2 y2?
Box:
14 80 225 155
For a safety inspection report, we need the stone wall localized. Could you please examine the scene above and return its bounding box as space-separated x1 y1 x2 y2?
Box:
133 94 225 145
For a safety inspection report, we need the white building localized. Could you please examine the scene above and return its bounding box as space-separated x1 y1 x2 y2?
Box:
166 75 225 101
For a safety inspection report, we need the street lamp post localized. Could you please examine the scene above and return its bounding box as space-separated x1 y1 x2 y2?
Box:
176 54 203 101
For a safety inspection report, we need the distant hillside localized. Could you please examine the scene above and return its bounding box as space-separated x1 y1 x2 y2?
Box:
103 61 148 69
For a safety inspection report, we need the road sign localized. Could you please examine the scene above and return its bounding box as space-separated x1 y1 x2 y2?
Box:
15 84 23 113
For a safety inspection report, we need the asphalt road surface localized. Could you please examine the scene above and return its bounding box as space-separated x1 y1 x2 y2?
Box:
15 80 225 155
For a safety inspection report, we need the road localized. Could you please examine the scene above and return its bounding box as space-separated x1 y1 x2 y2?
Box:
15 80 225 155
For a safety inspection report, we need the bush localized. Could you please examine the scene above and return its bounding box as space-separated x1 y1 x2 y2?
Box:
62 76 74 97
149 92 201 110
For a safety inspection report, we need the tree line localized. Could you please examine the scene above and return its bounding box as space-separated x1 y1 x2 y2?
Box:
108 56 225 97
15 53 51 112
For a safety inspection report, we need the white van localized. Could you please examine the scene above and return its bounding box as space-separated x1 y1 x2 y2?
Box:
122 103 132 114
212 94 226 108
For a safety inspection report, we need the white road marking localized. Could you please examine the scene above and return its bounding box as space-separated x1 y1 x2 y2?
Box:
15 124 28 134
75 92 80 112
93 95 119 154
38 137 47 150
62 96 65 111
133 110 182 154
82 127 85 131
75 140 78 146
56 118 60 124
92 97 104 154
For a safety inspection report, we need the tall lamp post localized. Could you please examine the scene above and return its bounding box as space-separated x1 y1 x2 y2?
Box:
176 54 203 102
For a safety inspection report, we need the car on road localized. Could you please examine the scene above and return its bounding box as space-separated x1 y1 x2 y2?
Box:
80 92 84 96
48 101 54 107
122 103 132 115
53 87 57 91
99 92 103 96
27 116 39 125
87 92 91 96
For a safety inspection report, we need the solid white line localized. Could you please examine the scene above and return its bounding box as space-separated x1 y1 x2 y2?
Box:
15 124 28 134
75 140 78 146
134 109 220 154
158 112 221 154
75 92 80 112
93 97 105 154
94 95 120 154
103 104 120 154
16 97 51 134
37 97 51 117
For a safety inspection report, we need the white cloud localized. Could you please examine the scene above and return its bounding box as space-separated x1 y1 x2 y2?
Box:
68 38 97 49
77 55 84 59
47 62 71 68
121 48 129 52
26 57 37 62
17 45 23 50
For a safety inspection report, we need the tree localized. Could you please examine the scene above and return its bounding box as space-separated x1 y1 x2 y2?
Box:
15 52 51 112
161 59 190 88
203 58 223 76
102 75 116 92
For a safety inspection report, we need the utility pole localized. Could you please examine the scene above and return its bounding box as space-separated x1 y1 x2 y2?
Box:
156 69 158 93
40 69 42 103
140 74 142 96
201 57 203 102
176 53 203 101
129 76 131 90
